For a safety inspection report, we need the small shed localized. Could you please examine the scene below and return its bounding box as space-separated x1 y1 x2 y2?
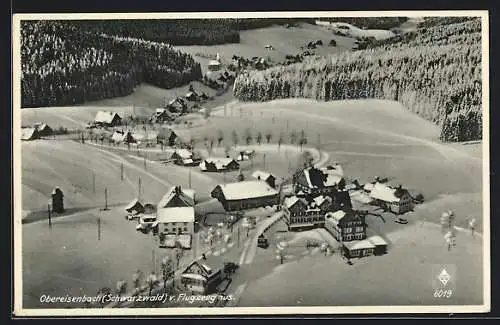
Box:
125 198 145 215
51 187 64 213
208 60 221 71
33 123 53 137
21 127 39 141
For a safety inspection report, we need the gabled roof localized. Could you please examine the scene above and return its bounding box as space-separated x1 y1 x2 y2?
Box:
301 166 343 189
21 127 38 140
208 60 221 66
367 235 388 246
155 108 167 114
283 196 307 209
252 170 275 181
172 149 193 159
158 186 196 208
157 206 195 223
111 131 126 142
125 198 144 212
95 110 120 124
343 239 375 250
200 157 238 171
370 183 406 203
33 123 51 131
215 180 279 201
313 195 331 207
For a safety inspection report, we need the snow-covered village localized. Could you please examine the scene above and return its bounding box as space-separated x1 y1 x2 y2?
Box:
16 13 487 313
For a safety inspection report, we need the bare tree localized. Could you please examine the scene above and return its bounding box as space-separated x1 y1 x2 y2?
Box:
161 256 174 293
290 130 298 144
231 130 239 146
244 128 253 145
265 131 272 144
146 272 157 295
217 130 224 146
256 131 263 145
132 269 143 290
278 132 284 150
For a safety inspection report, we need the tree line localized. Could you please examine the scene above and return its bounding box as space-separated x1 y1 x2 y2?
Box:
233 19 482 142
21 21 202 108
68 19 315 46
318 17 408 30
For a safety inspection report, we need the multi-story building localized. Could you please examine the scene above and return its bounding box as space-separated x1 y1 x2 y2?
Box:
292 165 346 197
324 209 367 242
283 195 332 231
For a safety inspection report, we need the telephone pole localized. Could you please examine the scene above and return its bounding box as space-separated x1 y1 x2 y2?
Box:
188 170 192 188
47 204 52 228
120 163 124 181
138 177 142 200
97 217 101 240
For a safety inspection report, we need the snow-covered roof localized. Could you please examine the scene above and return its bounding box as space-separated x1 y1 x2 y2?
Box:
157 207 195 223
95 110 120 124
158 186 196 208
363 183 375 192
343 239 375 251
326 210 347 225
111 131 126 142
181 273 207 281
302 166 343 188
132 130 158 141
349 190 374 204
183 158 194 165
370 183 400 203
283 196 300 208
156 108 167 114
367 235 388 246
21 127 38 140
200 157 237 171
201 263 212 274
125 198 143 211
208 60 221 66
217 180 279 201
173 149 193 159
252 170 275 181
313 195 330 207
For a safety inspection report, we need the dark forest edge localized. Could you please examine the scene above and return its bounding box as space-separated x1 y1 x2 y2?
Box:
233 18 482 142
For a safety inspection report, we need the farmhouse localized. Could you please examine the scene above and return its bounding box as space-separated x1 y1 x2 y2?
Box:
283 195 332 231
324 209 367 242
185 92 198 101
157 207 195 236
211 180 279 211
293 165 346 196
94 111 122 127
181 259 223 295
167 98 187 113
251 170 277 189
368 183 414 214
199 158 240 172
21 127 39 141
151 108 172 124
208 60 221 71
131 130 159 145
171 149 199 166
33 123 53 137
158 186 196 208
111 130 127 143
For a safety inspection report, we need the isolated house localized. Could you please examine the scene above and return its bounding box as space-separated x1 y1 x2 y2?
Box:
158 186 196 208
199 158 240 172
94 111 122 127
208 60 221 71
251 170 277 188
181 259 223 295
33 123 53 137
211 180 279 211
369 183 413 214
21 127 39 141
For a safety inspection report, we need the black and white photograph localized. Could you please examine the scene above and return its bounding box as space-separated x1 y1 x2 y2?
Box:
12 11 490 316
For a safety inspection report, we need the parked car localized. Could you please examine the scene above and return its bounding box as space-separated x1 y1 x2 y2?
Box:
223 261 239 275
136 214 158 231
395 217 408 224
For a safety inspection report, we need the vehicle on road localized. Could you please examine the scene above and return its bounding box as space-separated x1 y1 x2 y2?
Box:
223 261 239 275
257 234 269 248
395 217 408 224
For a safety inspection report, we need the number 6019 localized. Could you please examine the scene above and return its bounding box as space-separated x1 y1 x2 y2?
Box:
434 289 453 298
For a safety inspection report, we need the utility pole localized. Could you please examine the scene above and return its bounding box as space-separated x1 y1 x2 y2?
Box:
237 227 240 248
263 153 266 170
138 177 142 200
188 170 192 189
92 172 96 194
97 217 101 240
120 163 124 181
144 156 147 170
47 204 52 228
104 188 108 210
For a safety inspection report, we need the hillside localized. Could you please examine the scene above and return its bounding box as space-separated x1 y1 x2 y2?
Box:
233 18 482 142
21 21 202 108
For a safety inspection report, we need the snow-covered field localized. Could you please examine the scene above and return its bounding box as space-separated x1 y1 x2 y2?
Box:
315 20 396 40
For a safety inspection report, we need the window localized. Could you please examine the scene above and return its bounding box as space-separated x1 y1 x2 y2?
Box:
355 233 364 240
355 226 364 233
184 222 188 226
345 234 353 241
183 227 188 232
172 227 176 232
344 227 352 234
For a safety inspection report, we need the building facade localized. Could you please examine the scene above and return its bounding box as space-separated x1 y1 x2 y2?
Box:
211 181 279 212
181 260 223 295
283 195 332 231
324 209 367 242
293 166 345 197
369 183 414 214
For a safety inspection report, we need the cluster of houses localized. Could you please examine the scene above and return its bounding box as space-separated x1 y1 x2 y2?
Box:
21 123 53 141
280 164 415 259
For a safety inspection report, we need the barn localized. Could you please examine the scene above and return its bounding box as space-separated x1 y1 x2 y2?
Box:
199 158 240 172
94 111 122 127
211 180 279 212
33 123 53 137
369 183 414 214
171 149 199 166
251 170 277 188
21 127 39 141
